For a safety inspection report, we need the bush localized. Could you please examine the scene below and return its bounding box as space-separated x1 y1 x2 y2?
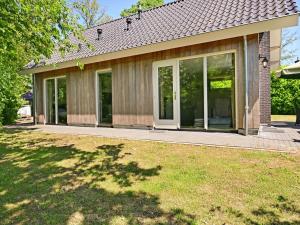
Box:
271 71 300 115
0 61 29 125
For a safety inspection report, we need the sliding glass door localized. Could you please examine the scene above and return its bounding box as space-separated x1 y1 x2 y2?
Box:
57 77 67 124
44 77 67 125
207 53 235 129
46 79 55 124
180 57 204 129
98 72 112 125
153 52 236 131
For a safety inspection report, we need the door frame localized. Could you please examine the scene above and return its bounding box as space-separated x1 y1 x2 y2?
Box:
95 69 112 127
152 60 180 129
152 50 238 130
43 75 66 125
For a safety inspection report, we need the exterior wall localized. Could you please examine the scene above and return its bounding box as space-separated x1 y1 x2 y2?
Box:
259 32 271 125
35 35 261 130
247 35 261 130
270 29 281 70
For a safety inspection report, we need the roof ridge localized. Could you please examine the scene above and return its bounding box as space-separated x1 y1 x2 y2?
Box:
84 0 187 31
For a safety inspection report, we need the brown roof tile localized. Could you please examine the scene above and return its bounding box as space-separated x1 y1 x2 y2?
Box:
28 0 299 68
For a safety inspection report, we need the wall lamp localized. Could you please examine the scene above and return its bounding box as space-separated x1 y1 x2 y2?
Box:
259 54 269 68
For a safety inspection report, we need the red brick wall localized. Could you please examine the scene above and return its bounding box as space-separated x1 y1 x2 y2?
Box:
259 32 271 125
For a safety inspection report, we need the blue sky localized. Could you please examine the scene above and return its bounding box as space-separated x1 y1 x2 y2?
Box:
284 0 300 59
101 0 300 60
100 0 173 18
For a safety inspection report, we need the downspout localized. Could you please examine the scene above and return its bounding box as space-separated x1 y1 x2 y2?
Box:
243 36 249 136
32 74 37 125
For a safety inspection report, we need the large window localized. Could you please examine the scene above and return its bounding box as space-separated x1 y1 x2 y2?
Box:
207 53 235 129
57 77 67 124
98 72 112 124
158 66 174 120
46 79 55 124
180 57 204 128
44 77 67 125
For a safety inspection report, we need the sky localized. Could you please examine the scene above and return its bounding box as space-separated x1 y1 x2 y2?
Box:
100 0 173 18
100 0 300 60
284 0 300 60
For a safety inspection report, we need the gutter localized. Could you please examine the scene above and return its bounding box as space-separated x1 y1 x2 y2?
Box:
243 36 249 136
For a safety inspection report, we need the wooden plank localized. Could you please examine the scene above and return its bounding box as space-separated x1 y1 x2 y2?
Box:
35 36 260 129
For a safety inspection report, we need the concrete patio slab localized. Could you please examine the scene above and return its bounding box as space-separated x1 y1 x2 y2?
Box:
6 123 300 153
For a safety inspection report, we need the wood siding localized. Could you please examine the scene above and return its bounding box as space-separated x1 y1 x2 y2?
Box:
35 35 260 129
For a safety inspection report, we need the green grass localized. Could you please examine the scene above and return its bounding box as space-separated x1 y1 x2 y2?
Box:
0 128 299 225
272 115 296 122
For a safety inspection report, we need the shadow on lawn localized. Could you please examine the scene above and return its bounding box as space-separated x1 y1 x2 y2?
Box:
209 195 300 225
0 129 196 225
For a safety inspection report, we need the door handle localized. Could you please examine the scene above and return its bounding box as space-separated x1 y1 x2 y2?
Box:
174 91 176 100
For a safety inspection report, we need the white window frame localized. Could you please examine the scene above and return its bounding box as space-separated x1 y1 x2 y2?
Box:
153 60 180 129
95 69 112 127
43 76 66 125
152 50 238 130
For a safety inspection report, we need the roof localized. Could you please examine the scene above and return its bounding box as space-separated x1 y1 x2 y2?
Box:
27 0 299 70
281 61 300 79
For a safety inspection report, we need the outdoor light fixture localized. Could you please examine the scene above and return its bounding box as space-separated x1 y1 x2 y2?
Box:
259 54 269 68
295 57 300 63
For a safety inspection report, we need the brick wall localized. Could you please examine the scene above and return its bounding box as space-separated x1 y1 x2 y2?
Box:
259 32 271 125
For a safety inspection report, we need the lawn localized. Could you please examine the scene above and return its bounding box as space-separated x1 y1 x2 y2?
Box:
0 128 299 225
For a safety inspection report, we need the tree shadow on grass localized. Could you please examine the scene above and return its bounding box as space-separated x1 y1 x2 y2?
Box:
0 130 196 225
209 195 300 225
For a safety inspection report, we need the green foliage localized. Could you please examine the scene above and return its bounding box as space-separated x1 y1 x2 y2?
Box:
271 71 300 115
120 0 164 17
210 80 232 89
72 0 113 28
0 0 83 125
0 0 84 62
0 60 30 125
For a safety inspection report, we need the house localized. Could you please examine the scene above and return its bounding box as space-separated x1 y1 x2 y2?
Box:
24 0 299 135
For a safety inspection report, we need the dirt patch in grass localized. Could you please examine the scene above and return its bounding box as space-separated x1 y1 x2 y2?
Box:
0 128 299 224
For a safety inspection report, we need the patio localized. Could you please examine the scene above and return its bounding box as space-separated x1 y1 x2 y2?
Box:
7 122 300 153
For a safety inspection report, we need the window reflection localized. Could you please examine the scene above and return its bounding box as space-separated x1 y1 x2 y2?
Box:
158 66 174 120
180 58 204 128
207 53 235 129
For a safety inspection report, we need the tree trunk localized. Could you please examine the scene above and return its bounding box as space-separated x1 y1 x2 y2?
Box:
296 107 300 125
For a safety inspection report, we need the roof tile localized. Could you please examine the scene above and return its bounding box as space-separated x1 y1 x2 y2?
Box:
29 0 298 68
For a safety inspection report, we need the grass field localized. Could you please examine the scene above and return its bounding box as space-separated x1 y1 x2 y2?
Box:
0 128 299 225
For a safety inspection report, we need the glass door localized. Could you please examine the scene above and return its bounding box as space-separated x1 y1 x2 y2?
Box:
46 79 55 124
179 57 204 129
153 52 236 131
98 72 112 125
57 77 67 124
207 53 235 130
153 61 179 129
44 77 67 125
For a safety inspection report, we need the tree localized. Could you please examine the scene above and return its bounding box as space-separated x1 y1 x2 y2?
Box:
120 0 164 17
0 0 84 125
271 71 300 114
72 0 113 28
